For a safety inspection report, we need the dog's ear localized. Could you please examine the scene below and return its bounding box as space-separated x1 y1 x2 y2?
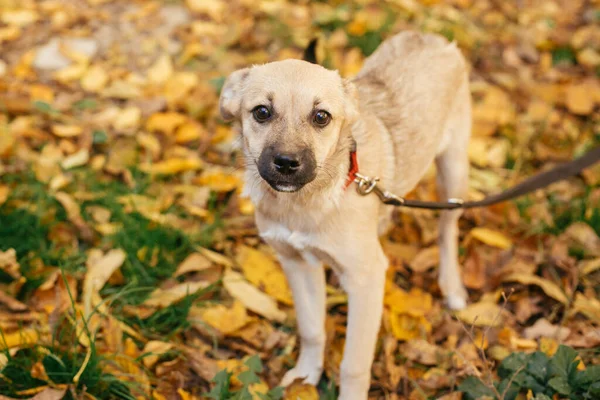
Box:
219 68 250 121
342 79 359 125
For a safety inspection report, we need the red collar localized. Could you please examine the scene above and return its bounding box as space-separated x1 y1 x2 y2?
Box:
345 149 359 189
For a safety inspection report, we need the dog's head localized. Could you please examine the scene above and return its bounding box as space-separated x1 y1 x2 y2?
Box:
219 60 359 193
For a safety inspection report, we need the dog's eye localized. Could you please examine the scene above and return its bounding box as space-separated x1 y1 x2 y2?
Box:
252 106 272 122
313 110 331 127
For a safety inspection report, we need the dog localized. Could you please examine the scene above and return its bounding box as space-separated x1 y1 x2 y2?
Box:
219 31 471 399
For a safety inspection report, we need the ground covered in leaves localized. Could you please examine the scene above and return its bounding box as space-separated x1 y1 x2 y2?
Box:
1 0 600 399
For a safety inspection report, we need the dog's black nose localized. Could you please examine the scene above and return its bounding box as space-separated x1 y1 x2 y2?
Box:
273 154 301 175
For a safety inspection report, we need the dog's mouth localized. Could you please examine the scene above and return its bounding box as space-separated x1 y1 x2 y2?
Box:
261 176 311 193
257 147 317 193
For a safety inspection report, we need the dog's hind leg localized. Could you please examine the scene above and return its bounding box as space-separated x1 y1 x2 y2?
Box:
435 85 471 310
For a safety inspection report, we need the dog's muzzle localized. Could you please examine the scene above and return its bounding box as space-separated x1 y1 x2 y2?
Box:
257 146 317 192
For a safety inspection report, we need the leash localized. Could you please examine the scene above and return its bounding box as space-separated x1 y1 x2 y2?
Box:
349 146 600 210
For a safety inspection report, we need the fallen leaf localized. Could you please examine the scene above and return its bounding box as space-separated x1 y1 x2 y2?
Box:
0 328 39 350
146 112 188 135
196 300 249 335
81 65 109 92
455 301 506 327
579 258 600 275
175 252 213 276
401 339 446 365
51 124 82 138
83 249 126 316
140 158 202 175
523 318 571 341
566 83 595 115
31 388 67 400
0 249 21 279
503 273 568 304
469 227 512 249
283 381 319 400
223 269 286 322
143 281 209 308
194 170 241 192
236 246 293 305
61 148 89 169
409 246 439 272
147 54 174 84
113 106 142 132
142 341 174 369
571 293 600 323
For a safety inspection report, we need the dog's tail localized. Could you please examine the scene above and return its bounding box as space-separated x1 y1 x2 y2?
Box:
303 38 318 64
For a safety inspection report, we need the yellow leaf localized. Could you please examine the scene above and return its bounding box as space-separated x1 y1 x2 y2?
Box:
175 122 204 143
141 341 174 369
140 158 202 175
385 282 432 317
0 249 20 279
137 132 162 159
223 269 286 322
113 106 142 132
146 112 188 135
238 197 255 215
164 72 199 105
51 124 82 138
147 54 173 84
389 312 431 341
143 281 209 308
540 337 559 357
571 293 600 323
198 247 233 267
455 301 505 327
60 148 89 169
54 63 88 83
503 273 568 304
198 301 249 335
195 171 241 193
566 83 595 115
1 10 39 27
283 382 319 400
0 185 9 206
0 328 38 350
236 246 293 305
469 227 512 249
175 253 213 277
81 65 109 92
54 191 83 223
83 249 126 316
29 84 54 103
0 26 21 42
580 258 600 276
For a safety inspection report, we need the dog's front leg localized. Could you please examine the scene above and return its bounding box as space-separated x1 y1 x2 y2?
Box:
337 241 387 399
273 247 326 386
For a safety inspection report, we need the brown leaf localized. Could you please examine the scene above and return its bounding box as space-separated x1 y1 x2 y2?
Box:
409 246 439 273
523 318 571 341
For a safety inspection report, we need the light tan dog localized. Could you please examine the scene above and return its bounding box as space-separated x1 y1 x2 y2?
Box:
219 31 471 399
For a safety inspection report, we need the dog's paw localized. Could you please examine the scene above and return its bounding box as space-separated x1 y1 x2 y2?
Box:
280 365 323 386
446 293 467 310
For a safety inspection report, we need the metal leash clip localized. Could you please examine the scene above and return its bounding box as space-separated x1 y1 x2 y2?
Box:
354 173 405 205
